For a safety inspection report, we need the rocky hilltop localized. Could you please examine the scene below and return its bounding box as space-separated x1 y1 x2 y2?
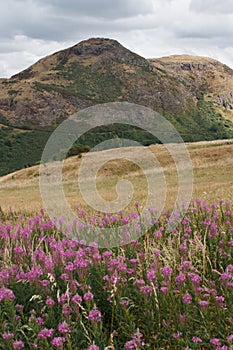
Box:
0 38 233 176
1 38 232 128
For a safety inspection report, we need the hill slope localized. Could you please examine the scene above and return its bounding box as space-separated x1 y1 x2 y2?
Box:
0 38 233 176
0 139 232 213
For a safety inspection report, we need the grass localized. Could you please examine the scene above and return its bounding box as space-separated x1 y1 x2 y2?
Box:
0 139 232 214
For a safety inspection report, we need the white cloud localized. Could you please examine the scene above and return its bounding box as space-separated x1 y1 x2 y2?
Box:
0 0 233 77
190 0 233 14
34 0 155 19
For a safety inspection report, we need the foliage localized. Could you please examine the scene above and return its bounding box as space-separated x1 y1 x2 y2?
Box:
66 144 91 158
0 127 50 176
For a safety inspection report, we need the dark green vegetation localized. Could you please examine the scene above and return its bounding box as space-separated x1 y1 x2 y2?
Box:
0 126 50 175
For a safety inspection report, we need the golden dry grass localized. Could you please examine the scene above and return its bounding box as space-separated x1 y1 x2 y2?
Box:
0 139 232 214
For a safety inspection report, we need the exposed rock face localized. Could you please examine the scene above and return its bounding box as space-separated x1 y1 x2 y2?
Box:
0 38 232 129
214 93 233 110
60 38 152 69
150 55 233 98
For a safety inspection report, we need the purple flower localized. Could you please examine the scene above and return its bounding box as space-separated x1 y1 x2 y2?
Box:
58 321 71 334
120 299 130 307
72 294 82 303
65 262 74 271
146 269 156 281
199 300 209 307
182 261 191 269
124 340 137 349
13 246 25 255
124 330 145 349
175 273 186 284
192 336 202 343
38 328 54 339
180 242 187 251
153 230 163 239
172 331 183 339
139 285 153 295
40 280 50 288
2 332 14 341
189 273 202 284
36 317 44 325
182 292 192 305
58 292 71 304
134 279 145 286
160 286 168 294
102 251 112 258
226 265 233 273
173 289 180 294
215 296 225 305
210 338 222 346
161 267 173 277
227 334 233 342
220 272 232 281
83 292 94 301
13 340 24 350
153 249 162 256
88 305 102 323
0 288 15 302
51 337 66 347
46 297 55 306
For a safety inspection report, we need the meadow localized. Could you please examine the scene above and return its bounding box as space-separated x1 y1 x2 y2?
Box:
0 139 232 213
0 139 233 349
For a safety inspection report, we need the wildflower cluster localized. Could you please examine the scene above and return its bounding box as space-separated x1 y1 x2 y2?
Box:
0 200 232 349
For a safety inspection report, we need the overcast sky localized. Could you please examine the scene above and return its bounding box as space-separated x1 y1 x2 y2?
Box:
0 0 233 78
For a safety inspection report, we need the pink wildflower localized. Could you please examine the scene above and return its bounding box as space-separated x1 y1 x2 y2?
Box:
58 321 71 334
182 292 192 305
210 338 222 346
38 328 54 339
88 305 102 323
51 337 66 347
13 340 24 350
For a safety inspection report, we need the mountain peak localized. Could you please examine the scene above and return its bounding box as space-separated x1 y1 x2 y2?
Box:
68 37 123 57
53 37 151 71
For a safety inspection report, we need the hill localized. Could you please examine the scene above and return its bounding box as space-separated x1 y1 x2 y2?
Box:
0 38 233 176
0 139 232 213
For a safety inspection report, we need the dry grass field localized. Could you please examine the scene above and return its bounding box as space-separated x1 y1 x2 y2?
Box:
0 139 232 215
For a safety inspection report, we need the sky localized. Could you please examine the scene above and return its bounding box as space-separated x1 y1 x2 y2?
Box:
0 0 233 78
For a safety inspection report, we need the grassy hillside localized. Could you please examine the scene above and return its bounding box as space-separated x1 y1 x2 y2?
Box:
0 139 232 213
